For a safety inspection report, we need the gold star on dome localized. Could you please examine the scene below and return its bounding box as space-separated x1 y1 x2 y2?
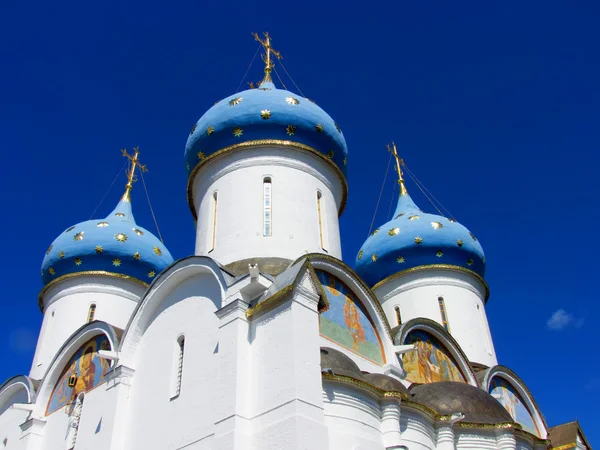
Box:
260 109 271 120
395 213 405 219
95 245 103 254
448 218 456 223
327 150 334 159
58 251 65 259
190 123 197 134
233 127 243 137
396 256 405 263
148 270 156 278
388 227 400 236
286 96 299 105
197 151 206 160
229 97 242 106
414 236 423 244
372 228 379 236
408 215 420 221
153 247 162 256
186 163 190 171
431 221 443 230
206 126 215 136
46 245 53 255
115 233 127 242
133 228 144 236
467 258 474 266
357 250 363 260
343 157 347 166
49 267 56 275
97 222 109 228
113 258 121 267
286 125 296 136
436 251 443 258
315 124 324 133
133 252 141 261
457 239 463 247
115 212 125 217
75 258 82 266
74 232 84 241
371 254 378 262
470 232 477 241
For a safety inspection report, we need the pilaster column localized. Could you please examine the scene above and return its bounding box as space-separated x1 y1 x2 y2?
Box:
105 365 135 450
436 424 455 450
496 429 516 450
381 399 403 449
20 417 46 450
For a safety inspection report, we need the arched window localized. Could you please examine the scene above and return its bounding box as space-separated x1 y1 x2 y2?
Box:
438 297 450 332
171 335 185 399
316 191 328 251
394 306 402 326
208 192 218 252
87 304 96 323
263 177 272 236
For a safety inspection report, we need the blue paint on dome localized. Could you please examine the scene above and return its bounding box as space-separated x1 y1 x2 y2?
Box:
41 199 173 287
184 81 348 177
355 190 485 287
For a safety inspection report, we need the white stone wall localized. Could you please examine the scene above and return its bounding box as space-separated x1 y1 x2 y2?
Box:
30 276 144 379
191 146 344 266
0 388 29 450
375 269 497 367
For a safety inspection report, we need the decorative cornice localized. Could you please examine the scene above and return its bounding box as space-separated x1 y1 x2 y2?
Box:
246 285 293 319
38 271 149 312
371 264 490 301
551 443 576 450
322 372 408 401
186 139 349 221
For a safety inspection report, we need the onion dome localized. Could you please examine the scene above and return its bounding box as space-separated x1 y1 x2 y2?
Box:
41 149 174 292
355 147 485 287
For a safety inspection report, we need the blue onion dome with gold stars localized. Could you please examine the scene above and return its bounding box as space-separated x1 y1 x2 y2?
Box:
355 147 485 288
41 149 173 292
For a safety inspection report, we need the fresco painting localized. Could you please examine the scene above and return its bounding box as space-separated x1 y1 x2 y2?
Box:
402 330 465 383
47 335 112 414
489 378 540 437
316 270 384 365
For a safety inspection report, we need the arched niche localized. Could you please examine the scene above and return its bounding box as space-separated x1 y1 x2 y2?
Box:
0 376 35 415
395 318 477 386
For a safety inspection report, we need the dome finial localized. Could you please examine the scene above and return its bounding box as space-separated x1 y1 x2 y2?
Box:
387 142 409 197
120 146 148 202
252 32 282 86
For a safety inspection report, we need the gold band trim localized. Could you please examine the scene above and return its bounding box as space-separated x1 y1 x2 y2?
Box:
322 372 408 401
38 271 149 312
551 443 576 450
186 139 348 221
246 285 293 319
371 264 490 301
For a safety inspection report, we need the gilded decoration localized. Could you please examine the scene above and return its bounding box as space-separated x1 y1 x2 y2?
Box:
285 96 299 105
315 124 324 132
229 97 242 106
148 270 156 278
133 228 144 236
431 221 443 230
448 218 456 223
65 226 75 232
190 123 197 134
402 330 466 384
206 126 215 136
233 127 243 137
467 259 474 266
74 232 84 241
397 256 405 263
457 239 463 247
372 228 380 236
327 150 334 159
133 252 141 261
343 157 347 166
153 246 162 256
58 251 65 259
409 215 420 221
317 270 385 365
46 335 111 414
388 227 400 236
115 233 127 242
46 245 53 255
97 222 109 228
112 258 121 267
197 151 206 160
115 212 125 217
414 236 423 244
395 213 405 219
74 258 82 266
286 125 296 136
371 254 378 262
436 251 443 258
357 250 363 260
95 245 103 254
260 109 271 120
49 267 56 275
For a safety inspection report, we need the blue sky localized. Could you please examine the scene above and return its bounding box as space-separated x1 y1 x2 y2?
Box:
1 0 598 443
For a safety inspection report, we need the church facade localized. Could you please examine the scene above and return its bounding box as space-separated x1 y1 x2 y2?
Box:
0 35 591 450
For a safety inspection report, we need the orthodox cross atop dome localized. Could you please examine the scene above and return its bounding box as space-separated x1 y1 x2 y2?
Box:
387 142 409 197
121 146 148 202
252 32 282 85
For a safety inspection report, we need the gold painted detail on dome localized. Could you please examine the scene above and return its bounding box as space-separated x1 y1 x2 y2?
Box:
409 215 420 220
388 227 400 236
153 247 162 256
49 267 56 275
206 126 215 136
448 218 456 223
457 239 463 247
357 250 363 260
260 109 271 120
97 222 109 227
470 232 477 241
75 258 82 266
112 258 121 267
46 245 53 255
286 96 299 105
343 157 347 166
372 228 379 236
229 97 242 106
371 254 378 262
397 256 405 263
95 245 103 254
395 213 405 219
467 258 474 266
115 233 127 242
190 123 197 134
74 232 84 241
133 252 141 260
414 236 423 244
115 213 125 217
436 251 443 258
133 228 144 235
431 221 443 230
197 151 205 160
148 270 156 278
286 125 296 136
233 127 243 137
58 251 65 259
327 150 334 159
315 124 324 132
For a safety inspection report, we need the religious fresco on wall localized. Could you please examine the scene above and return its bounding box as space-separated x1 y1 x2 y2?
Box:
46 335 111 415
402 330 465 384
489 377 540 437
316 270 385 365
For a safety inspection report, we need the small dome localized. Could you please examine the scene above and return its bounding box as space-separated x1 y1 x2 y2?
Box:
41 199 173 288
362 372 409 395
409 381 513 424
184 81 348 181
320 347 363 379
355 186 485 287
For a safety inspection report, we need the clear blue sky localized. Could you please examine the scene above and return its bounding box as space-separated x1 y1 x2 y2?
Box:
1 0 598 443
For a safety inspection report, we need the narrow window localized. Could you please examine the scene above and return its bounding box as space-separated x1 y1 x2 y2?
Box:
317 191 328 251
438 297 450 332
395 306 402 326
263 178 272 236
208 192 218 252
3 438 8 447
87 304 96 323
171 336 185 399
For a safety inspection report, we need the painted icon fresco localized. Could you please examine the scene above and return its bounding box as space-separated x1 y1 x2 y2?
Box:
402 330 465 384
489 377 540 437
316 270 385 365
46 335 112 415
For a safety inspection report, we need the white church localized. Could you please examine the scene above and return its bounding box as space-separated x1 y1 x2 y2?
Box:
0 34 591 450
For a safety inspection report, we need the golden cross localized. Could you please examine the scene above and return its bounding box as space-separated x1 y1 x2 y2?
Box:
386 142 409 196
252 32 282 83
120 146 148 202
